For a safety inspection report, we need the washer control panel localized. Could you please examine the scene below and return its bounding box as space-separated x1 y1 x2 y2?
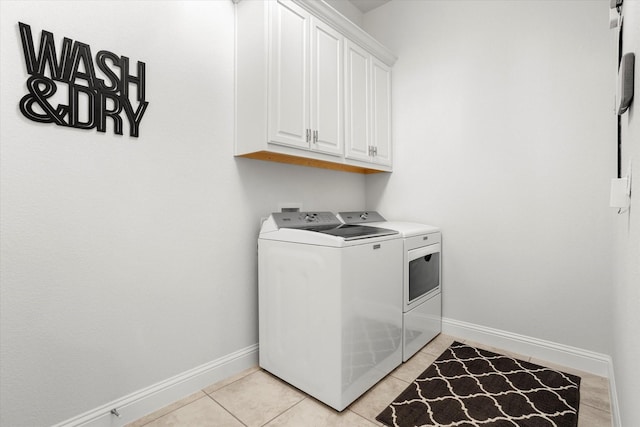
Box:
271 211 341 229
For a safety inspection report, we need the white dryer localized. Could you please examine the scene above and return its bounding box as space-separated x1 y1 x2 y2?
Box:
258 212 403 411
338 212 442 362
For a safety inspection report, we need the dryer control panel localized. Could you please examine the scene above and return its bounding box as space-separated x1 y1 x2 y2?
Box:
338 211 387 224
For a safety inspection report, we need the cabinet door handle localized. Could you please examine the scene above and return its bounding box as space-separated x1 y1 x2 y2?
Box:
306 129 310 143
313 130 318 143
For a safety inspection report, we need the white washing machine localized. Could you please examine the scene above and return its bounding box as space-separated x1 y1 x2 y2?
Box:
258 212 403 411
338 212 442 362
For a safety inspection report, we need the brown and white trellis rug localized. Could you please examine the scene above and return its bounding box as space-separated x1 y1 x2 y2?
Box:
376 341 581 427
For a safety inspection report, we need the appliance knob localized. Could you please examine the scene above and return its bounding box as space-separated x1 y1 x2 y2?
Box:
360 212 368 220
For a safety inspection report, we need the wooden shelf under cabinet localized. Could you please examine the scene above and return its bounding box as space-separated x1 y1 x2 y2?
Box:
237 151 388 174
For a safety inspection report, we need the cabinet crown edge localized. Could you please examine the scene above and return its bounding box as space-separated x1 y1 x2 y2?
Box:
237 0 397 67
295 0 396 66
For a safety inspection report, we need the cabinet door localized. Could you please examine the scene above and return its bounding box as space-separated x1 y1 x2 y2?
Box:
310 18 343 156
344 41 371 163
371 58 392 166
268 0 310 149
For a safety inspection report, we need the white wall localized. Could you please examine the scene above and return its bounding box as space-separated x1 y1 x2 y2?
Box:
0 2 366 426
613 2 640 424
363 0 615 354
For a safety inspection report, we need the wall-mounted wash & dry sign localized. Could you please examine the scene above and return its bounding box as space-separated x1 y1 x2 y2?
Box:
17 22 148 137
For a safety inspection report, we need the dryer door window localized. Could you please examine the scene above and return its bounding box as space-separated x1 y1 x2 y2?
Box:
407 245 440 304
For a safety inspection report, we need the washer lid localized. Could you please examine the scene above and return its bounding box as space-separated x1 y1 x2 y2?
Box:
262 212 398 241
311 224 398 241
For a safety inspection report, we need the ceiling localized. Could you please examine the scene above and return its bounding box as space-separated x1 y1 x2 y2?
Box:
348 0 391 13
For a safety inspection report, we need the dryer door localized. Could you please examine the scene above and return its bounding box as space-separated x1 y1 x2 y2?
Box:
406 242 441 308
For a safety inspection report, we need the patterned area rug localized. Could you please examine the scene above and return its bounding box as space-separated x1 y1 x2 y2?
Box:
376 341 581 427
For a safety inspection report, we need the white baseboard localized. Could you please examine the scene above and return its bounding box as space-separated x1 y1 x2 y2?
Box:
52 344 259 427
52 321 622 427
442 317 610 376
607 362 622 427
442 317 620 425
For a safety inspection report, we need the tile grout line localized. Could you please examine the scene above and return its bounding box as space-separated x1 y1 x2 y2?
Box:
257 396 307 427
579 399 612 414
197 367 261 427
347 408 382 426
124 391 208 427
202 367 261 396
387 372 415 384
204 393 249 427
202 368 308 427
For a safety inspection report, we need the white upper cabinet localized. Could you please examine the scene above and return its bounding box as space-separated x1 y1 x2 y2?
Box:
235 0 396 174
344 41 370 163
345 41 392 167
268 0 310 150
310 17 343 156
268 0 343 156
371 57 392 166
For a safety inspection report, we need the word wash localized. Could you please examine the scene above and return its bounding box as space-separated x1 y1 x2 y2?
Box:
18 22 149 137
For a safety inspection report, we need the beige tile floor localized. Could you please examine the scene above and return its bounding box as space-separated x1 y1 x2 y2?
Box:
127 335 612 427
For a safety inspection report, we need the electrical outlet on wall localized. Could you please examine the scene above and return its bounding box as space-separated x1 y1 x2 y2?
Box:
611 161 632 212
